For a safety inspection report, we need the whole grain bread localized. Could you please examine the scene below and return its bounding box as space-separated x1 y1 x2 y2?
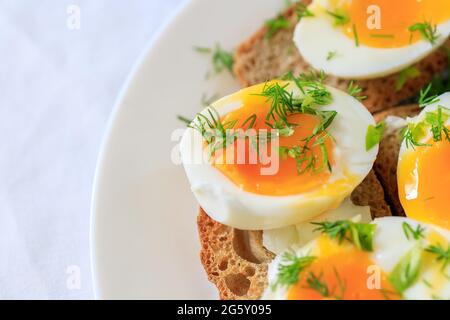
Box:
197 170 391 300
373 104 421 217
233 1 450 113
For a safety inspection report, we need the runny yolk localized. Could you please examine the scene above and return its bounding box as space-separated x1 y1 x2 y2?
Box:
287 236 400 300
326 0 450 48
211 82 334 196
398 138 450 230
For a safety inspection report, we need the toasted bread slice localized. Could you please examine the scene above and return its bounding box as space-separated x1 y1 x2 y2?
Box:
373 104 421 217
197 170 391 300
233 2 450 113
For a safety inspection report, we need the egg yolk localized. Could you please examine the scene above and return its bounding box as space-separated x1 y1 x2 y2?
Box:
323 0 449 48
287 236 400 300
398 138 450 230
211 83 334 196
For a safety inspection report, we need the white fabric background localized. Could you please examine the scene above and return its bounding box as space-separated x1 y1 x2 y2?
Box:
0 0 185 299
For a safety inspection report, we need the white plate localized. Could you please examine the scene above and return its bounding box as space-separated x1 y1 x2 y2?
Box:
90 0 284 299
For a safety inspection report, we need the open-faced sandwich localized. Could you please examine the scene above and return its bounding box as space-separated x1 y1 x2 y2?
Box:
179 0 450 300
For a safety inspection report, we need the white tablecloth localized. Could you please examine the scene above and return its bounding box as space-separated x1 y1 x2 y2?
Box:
0 0 185 299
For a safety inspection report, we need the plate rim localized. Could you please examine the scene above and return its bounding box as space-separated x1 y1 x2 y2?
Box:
89 0 194 299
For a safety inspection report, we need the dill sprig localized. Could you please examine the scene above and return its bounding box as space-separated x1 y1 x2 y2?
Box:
259 82 295 122
419 83 440 108
370 34 395 39
296 3 314 20
326 9 350 26
425 105 450 142
258 73 333 124
409 21 439 45
425 243 450 271
326 50 338 61
273 252 316 290
304 268 346 299
195 44 234 75
347 81 367 101
265 15 291 39
401 96 450 149
416 48 450 105
280 130 334 175
312 220 376 252
177 115 192 125
352 24 360 47
305 272 330 297
266 120 296 137
258 73 335 175
402 222 426 241
189 107 257 157
401 122 431 149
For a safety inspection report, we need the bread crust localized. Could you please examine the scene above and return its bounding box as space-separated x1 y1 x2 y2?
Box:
373 104 421 216
233 1 450 113
197 170 391 300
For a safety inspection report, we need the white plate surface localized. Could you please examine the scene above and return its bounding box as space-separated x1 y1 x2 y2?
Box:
90 0 284 299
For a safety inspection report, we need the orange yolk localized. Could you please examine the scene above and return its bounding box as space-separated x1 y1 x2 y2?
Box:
212 83 334 196
398 138 450 230
288 236 400 300
327 0 450 48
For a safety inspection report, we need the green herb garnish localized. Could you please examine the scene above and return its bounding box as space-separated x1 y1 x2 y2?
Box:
177 115 192 125
409 21 439 45
326 9 350 26
366 122 385 151
189 107 257 157
273 252 316 290
401 121 431 149
352 24 360 47
195 44 234 75
425 243 450 271
304 268 346 299
296 3 314 20
369 34 395 39
402 222 426 241
388 245 423 293
326 50 338 61
260 73 336 174
265 15 291 39
347 81 367 101
312 220 376 252
402 104 450 149
425 105 450 142
396 66 421 92
419 83 441 108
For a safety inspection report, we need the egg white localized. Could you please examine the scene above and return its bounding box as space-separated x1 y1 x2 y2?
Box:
263 217 450 300
294 0 450 79
180 82 378 230
263 198 372 255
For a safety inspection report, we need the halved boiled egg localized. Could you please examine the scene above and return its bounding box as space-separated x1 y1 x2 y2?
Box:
180 79 378 230
294 0 450 79
398 92 450 230
264 217 450 300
